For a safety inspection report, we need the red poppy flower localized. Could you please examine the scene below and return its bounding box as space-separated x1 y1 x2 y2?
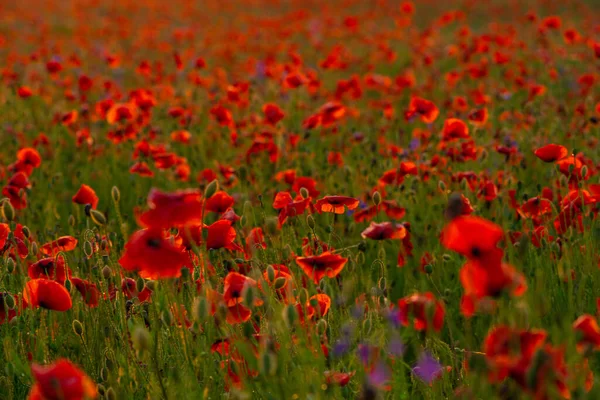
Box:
272 191 311 226
206 288 252 324
130 161 154 177
405 97 439 123
315 196 359 214
204 191 234 214
121 278 152 302
0 223 9 250
324 371 355 387
573 314 600 351
519 197 553 219
397 292 445 332
205 220 242 251
534 144 568 162
246 227 266 253
0 292 23 324
468 108 488 126
29 359 97 400
28 257 70 284
18 86 33 98
295 252 348 284
138 188 203 229
441 118 470 141
23 279 72 311
309 293 331 317
70 278 100 307
292 177 320 197
119 229 190 279
263 103 285 125
361 222 407 240
40 236 78 256
223 272 262 307
72 184 99 209
441 216 504 259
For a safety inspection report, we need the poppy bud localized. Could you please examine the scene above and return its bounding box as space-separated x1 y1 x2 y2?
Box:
298 288 309 304
3 294 15 310
581 165 588 178
65 279 72 291
111 186 120 203
266 265 275 282
243 286 255 308
145 280 156 291
259 352 277 376
193 297 209 322
306 215 315 230
372 191 382 206
378 277 387 291
300 187 309 199
438 181 447 192
284 304 297 327
132 326 150 355
68 215 76 227
97 384 106 397
21 226 31 239
274 277 287 290
101 265 113 279
106 388 117 400
358 241 367 252
135 277 145 293
204 179 219 199
90 209 107 226
442 254 452 262
72 320 84 336
2 200 15 221
316 319 328 335
100 367 109 381
265 217 278 235
424 264 433 274
83 241 93 258
325 226 333 233
6 258 15 273
30 242 37 256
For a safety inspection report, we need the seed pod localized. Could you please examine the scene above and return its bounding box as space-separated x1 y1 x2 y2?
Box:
90 209 106 226
102 266 112 279
72 320 84 336
1 200 15 222
204 179 219 199
372 191 381 206
111 186 120 203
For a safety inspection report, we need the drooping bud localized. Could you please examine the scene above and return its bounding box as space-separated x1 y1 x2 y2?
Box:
90 209 107 226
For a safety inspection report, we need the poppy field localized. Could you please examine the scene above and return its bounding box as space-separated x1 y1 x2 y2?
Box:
1 0 600 398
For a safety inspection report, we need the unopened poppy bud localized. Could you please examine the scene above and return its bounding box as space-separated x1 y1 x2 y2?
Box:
316 319 328 335
83 241 93 258
193 297 209 322
101 266 112 280
372 191 381 206
100 367 109 381
2 200 15 221
204 179 219 199
68 215 76 227
581 165 588 178
438 180 447 192
111 186 120 203
243 286 255 307
424 264 433 274
145 280 156 291
325 225 333 233
65 279 72 291
259 352 277 376
442 253 452 262
4 294 15 310
72 320 84 336
298 288 309 304
306 215 315 230
266 265 275 282
132 326 150 355
358 241 367 252
105 387 117 400
299 187 309 199
378 277 387 291
273 277 287 290
6 258 15 273
284 304 297 327
136 277 145 293
21 226 31 239
97 384 106 397
90 209 106 226
265 217 278 235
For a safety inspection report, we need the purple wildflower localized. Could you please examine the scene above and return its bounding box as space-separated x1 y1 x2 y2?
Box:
412 351 443 384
